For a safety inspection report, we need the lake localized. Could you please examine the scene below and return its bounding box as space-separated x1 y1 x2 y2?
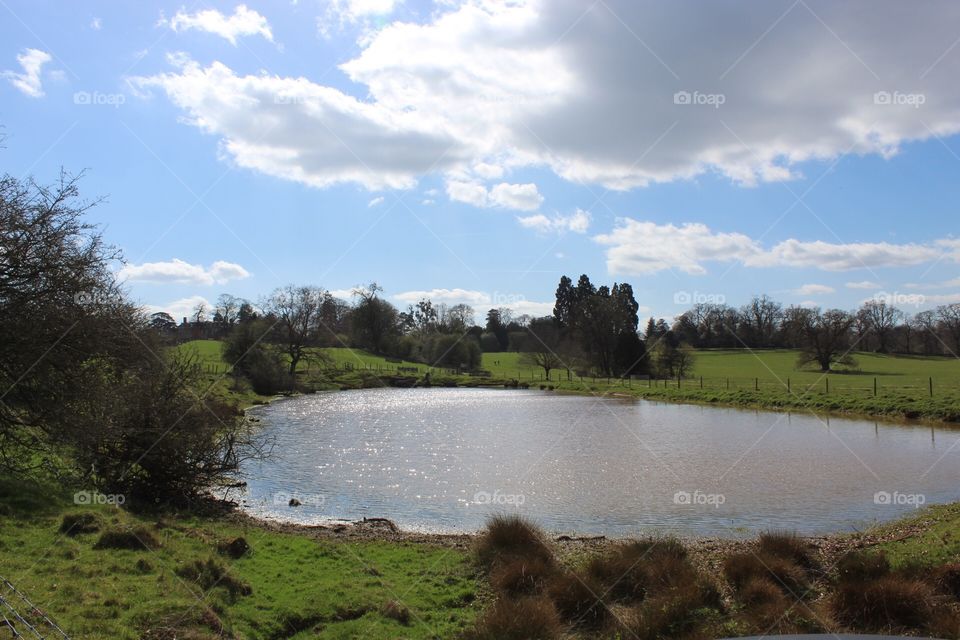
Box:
237 387 960 537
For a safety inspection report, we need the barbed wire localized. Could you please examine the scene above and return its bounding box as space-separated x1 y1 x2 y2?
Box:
0 577 69 640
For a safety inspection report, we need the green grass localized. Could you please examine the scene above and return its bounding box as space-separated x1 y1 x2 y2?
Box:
871 502 960 568
172 340 960 421
0 477 477 639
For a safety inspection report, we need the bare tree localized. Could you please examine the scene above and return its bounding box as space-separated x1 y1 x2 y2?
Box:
936 303 960 355
264 285 326 375
519 318 564 380
860 300 903 353
796 308 857 372
214 293 243 329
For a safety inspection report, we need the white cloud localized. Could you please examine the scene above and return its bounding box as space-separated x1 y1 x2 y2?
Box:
904 277 960 290
145 295 212 322
327 288 357 299
446 180 543 211
846 280 882 289
392 288 553 317
517 209 590 234
120 258 251 285
794 283 835 296
489 183 543 210
747 239 940 271
597 219 953 276
3 49 52 98
367 196 385 207
473 162 504 180
136 1 960 194
90 17 102 30
596 220 758 275
161 5 273 44
394 288 492 306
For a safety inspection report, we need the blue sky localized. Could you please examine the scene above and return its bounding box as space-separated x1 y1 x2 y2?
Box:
2 0 959 324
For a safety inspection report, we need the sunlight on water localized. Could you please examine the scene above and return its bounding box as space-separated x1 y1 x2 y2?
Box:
237 388 960 537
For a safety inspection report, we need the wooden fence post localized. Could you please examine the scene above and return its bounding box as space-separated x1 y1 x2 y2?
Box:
825 378 829 394
930 377 934 397
873 377 877 397
755 377 758 391
787 378 791 393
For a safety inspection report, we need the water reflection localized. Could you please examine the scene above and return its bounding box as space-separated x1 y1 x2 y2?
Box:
237 388 960 537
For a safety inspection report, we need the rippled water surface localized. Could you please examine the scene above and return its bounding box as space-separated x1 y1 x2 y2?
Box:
238 388 960 536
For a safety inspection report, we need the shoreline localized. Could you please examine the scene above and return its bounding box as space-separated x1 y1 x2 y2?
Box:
241 382 960 429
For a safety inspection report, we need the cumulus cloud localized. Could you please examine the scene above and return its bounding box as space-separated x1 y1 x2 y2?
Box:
794 283 835 296
846 280 882 289
517 209 590 234
120 258 251 285
392 288 553 317
161 5 273 44
135 0 960 193
446 180 543 211
596 219 953 275
3 49 52 98
145 295 212 322
595 221 758 275
367 196 385 207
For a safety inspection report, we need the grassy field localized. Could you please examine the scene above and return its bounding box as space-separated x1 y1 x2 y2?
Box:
173 340 960 421
0 478 477 639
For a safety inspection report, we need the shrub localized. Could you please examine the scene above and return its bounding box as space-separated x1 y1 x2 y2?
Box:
613 582 719 640
94 526 161 551
466 596 563 640
490 556 554 596
175 558 252 599
724 552 809 597
59 511 102 536
381 600 411 625
934 563 960 598
545 570 606 627
587 537 691 602
739 577 787 607
758 531 818 570
835 550 890 583
475 514 554 569
831 575 933 630
217 536 251 559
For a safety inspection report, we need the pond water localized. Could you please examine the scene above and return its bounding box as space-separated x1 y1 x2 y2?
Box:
237 388 960 537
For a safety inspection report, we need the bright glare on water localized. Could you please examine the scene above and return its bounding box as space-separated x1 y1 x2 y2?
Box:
238 387 960 537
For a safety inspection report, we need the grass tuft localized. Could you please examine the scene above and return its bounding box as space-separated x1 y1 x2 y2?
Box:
475 514 554 569
465 595 563 640
93 526 161 551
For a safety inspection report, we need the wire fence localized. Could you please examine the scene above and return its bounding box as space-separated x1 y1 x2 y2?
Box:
191 359 960 399
0 577 70 639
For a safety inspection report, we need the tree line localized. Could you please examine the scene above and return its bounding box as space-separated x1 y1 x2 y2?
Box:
661 295 960 369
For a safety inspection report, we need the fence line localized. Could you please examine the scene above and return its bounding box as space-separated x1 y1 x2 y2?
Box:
190 360 956 398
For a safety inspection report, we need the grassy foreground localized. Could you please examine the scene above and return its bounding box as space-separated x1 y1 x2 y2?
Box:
0 478 478 639
7 474 960 638
177 340 960 422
